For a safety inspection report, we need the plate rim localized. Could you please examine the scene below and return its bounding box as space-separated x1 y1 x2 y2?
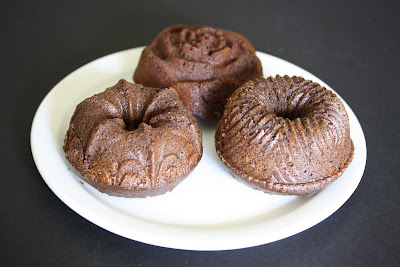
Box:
30 47 367 251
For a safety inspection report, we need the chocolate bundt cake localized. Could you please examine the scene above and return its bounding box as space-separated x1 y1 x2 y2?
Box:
215 75 354 195
64 79 203 198
133 25 263 120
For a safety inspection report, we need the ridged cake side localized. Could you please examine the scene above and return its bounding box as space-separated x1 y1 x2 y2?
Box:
215 75 354 195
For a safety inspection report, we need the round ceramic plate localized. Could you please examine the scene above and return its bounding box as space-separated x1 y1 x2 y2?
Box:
31 47 366 251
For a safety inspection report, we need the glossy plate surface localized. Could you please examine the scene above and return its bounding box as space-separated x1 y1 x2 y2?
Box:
31 47 366 251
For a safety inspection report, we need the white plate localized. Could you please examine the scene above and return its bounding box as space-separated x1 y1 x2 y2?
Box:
31 47 366 251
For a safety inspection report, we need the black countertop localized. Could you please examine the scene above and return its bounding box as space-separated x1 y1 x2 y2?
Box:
2 0 399 265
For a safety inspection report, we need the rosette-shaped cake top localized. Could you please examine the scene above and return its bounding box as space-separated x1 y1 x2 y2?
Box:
134 25 263 120
215 76 354 195
64 79 203 198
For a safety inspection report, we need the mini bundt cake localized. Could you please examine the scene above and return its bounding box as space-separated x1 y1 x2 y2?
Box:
133 25 263 120
215 75 354 195
64 79 203 198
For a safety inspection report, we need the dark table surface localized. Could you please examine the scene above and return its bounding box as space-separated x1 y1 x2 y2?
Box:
2 0 399 265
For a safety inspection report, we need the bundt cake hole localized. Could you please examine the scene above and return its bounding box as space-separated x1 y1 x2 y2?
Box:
123 118 140 131
275 110 300 121
274 104 311 121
